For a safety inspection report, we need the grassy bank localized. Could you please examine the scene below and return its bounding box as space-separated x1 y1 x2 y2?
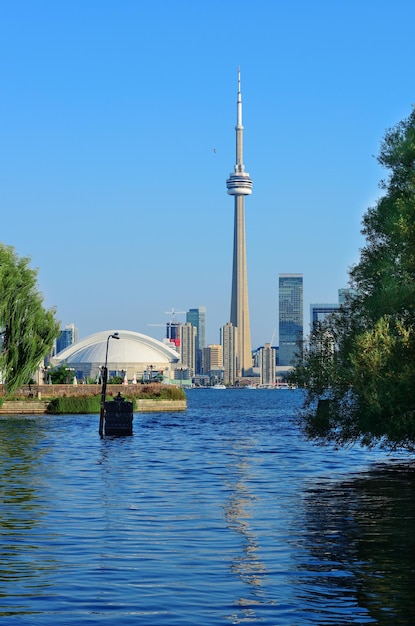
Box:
47 386 186 414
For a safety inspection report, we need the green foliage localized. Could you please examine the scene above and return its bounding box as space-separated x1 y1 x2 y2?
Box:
109 376 123 384
50 364 75 384
292 108 415 450
47 395 102 414
138 385 186 400
46 386 186 414
0 245 60 395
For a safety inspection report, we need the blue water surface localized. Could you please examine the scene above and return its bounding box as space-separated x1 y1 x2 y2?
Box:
0 389 414 624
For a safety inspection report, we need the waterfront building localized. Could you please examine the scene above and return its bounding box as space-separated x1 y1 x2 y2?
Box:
56 323 79 354
203 344 223 372
202 344 224 383
222 322 237 385
173 367 192 387
180 322 197 376
279 274 303 366
51 330 180 384
259 343 276 386
226 69 253 377
186 306 206 374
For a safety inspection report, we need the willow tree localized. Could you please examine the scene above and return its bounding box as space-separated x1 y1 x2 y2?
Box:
0 245 60 394
292 108 415 450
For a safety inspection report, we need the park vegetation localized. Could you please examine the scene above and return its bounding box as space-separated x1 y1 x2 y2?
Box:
47 385 186 414
0 245 60 396
292 107 415 450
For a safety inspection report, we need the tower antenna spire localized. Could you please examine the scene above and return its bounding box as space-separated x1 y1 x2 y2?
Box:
236 67 243 168
237 66 241 124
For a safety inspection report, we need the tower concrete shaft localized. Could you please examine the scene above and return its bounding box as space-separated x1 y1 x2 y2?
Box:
226 69 253 377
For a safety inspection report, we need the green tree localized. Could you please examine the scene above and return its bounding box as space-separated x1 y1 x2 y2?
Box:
292 108 415 450
49 364 75 384
0 245 60 394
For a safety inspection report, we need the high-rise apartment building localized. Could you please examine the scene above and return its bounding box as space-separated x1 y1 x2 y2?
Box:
279 274 303 366
202 343 223 384
259 343 276 386
222 322 237 385
56 323 78 354
186 306 206 374
226 69 253 377
202 344 223 378
180 322 197 376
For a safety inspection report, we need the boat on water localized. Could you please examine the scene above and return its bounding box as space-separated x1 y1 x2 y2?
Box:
210 384 226 389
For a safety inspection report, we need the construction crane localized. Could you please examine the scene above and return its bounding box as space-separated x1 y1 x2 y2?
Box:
164 308 186 322
148 307 186 327
147 308 186 336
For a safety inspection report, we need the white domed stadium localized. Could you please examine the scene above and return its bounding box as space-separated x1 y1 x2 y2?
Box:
51 330 180 383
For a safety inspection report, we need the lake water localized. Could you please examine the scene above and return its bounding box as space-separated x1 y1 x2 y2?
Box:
1 389 415 625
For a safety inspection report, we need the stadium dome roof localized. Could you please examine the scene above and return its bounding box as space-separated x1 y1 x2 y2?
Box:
53 330 180 367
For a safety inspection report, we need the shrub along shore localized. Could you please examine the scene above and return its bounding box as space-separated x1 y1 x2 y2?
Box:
0 384 187 414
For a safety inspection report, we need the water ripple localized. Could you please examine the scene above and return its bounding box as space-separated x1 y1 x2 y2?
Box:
0 390 414 624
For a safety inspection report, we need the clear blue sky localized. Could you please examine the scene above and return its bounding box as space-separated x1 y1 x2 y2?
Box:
1 0 414 347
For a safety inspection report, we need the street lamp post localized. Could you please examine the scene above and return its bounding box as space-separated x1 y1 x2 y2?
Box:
99 332 120 436
65 367 75 384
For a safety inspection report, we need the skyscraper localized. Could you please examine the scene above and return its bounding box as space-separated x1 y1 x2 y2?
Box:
180 322 197 375
279 274 303 366
186 306 206 374
166 321 181 350
203 344 223 379
56 323 78 354
222 322 237 385
226 68 253 377
310 303 340 330
259 343 276 386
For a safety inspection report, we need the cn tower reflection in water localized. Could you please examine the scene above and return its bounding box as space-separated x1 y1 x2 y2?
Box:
223 436 270 616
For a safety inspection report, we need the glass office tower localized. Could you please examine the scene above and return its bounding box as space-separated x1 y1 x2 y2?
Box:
310 303 340 330
186 306 206 374
278 274 303 366
56 323 79 354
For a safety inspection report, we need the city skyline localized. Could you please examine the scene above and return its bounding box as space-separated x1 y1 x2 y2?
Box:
1 2 414 348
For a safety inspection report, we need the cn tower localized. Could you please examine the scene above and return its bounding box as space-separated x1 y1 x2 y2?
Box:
226 68 253 377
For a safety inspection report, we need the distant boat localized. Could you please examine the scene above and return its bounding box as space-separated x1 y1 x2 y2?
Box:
246 384 257 390
211 384 226 389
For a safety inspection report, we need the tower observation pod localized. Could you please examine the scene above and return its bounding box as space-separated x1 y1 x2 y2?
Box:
226 68 253 378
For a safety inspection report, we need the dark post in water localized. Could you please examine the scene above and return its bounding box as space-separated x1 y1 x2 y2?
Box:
104 392 133 436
